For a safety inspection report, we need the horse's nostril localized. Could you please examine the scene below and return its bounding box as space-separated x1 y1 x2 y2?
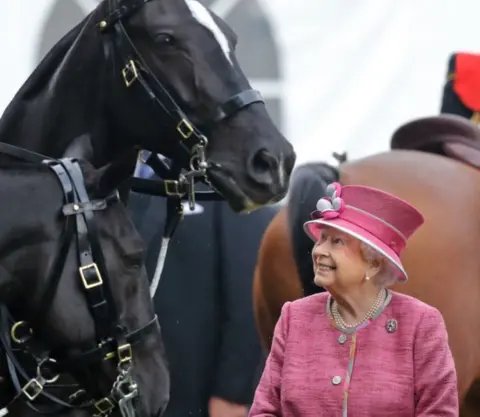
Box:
254 149 277 172
248 149 279 186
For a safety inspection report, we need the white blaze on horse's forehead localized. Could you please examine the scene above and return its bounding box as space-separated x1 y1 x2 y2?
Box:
184 0 232 65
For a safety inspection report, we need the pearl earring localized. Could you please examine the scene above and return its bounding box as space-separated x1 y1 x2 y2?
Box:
365 276 370 281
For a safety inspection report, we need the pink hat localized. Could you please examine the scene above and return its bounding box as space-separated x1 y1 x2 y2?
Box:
303 182 424 281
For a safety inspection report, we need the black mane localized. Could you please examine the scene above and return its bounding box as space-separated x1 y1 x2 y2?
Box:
286 162 339 296
0 4 113 164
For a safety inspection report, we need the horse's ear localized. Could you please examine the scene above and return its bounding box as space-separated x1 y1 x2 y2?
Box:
94 150 138 199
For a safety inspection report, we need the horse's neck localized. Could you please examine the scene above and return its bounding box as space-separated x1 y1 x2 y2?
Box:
0 10 123 169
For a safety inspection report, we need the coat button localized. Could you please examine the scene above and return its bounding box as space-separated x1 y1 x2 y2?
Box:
338 334 347 344
332 376 342 385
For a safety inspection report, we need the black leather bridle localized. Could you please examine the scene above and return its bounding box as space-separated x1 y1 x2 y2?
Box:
0 143 158 417
97 0 266 284
98 0 264 206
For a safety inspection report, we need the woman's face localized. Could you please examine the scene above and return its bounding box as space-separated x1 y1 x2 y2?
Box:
311 226 380 290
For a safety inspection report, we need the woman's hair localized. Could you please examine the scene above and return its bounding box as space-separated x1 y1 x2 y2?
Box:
359 242 398 288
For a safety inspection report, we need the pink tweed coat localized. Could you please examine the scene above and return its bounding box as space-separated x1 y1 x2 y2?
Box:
249 291 458 417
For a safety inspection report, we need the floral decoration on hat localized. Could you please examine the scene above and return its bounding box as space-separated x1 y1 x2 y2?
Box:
312 182 345 220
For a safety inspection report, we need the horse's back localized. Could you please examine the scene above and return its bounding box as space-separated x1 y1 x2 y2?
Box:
341 150 480 237
340 149 480 397
342 149 480 202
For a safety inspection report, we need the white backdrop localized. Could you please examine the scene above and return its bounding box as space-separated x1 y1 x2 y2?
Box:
1 0 480 166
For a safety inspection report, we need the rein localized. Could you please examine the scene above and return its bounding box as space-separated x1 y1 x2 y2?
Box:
0 143 158 417
128 152 226 297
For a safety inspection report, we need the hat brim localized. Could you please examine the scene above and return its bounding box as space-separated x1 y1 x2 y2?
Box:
303 218 408 282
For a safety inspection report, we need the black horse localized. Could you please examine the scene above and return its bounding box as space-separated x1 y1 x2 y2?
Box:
0 0 295 212
0 143 169 417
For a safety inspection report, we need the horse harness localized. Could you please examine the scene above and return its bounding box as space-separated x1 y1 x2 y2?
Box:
0 143 158 417
0 0 265 414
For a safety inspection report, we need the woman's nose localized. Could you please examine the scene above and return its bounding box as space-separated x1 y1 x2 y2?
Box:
313 240 329 256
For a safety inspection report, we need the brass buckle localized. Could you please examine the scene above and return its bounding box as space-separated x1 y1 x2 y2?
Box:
22 378 43 401
11 321 33 344
176 119 193 139
122 60 138 87
117 343 133 364
79 263 103 289
94 398 115 414
164 180 183 196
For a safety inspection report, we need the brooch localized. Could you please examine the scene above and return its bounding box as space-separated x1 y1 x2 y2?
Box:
385 319 397 333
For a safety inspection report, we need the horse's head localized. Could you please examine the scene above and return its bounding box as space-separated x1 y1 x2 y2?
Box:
99 0 296 212
0 153 169 417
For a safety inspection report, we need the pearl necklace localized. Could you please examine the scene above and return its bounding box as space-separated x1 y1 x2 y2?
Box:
331 289 386 330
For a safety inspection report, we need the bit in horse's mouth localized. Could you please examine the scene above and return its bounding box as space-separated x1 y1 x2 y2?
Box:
207 168 265 214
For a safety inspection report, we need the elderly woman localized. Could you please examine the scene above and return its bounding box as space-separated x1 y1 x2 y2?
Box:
249 182 458 416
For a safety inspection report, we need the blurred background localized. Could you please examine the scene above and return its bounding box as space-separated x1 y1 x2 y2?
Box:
2 0 480 166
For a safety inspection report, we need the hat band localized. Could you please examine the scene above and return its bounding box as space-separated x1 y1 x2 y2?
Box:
339 205 407 254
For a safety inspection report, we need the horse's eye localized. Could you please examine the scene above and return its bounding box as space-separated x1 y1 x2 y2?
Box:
156 33 176 46
125 251 145 270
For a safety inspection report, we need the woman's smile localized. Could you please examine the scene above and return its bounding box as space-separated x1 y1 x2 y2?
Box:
315 260 336 275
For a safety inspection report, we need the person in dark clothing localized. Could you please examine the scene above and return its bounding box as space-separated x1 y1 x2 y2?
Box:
127 157 274 417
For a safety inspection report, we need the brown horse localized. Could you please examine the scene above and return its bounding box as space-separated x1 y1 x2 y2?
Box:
253 114 480 416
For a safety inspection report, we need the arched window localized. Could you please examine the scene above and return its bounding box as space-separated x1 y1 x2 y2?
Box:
36 0 283 129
